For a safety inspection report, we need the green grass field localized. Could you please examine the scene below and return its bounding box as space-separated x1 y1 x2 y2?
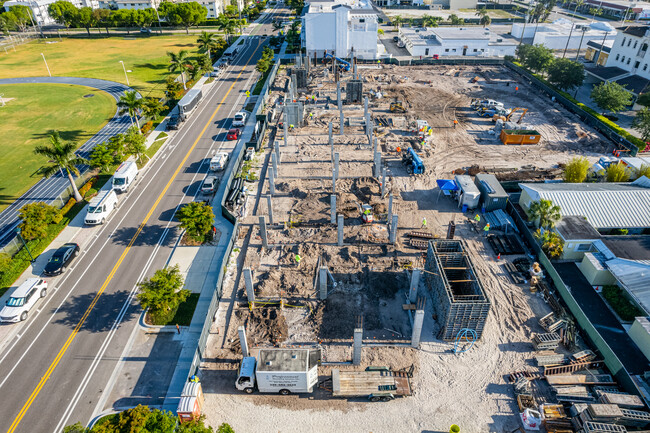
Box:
0 35 203 99
0 83 116 213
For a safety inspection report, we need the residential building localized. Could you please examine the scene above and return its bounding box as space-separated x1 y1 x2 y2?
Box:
3 0 98 25
303 0 379 59
97 0 161 10
175 0 223 18
511 20 616 50
399 27 517 58
563 0 650 21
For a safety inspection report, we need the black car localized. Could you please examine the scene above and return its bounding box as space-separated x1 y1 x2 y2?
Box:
43 243 80 276
168 114 182 130
393 36 399 42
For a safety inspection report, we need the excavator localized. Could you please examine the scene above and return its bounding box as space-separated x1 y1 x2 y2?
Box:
390 99 407 113
493 107 528 124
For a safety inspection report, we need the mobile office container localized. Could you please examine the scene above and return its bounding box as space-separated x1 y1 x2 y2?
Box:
454 175 480 210
178 88 203 120
474 173 508 212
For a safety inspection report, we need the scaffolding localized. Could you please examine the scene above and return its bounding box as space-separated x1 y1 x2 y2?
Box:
425 240 491 341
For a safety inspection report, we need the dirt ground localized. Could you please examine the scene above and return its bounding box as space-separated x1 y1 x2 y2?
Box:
199 63 605 432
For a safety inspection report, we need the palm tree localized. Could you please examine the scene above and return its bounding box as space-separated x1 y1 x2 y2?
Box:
422 15 438 28
392 15 403 30
476 7 488 17
197 31 218 59
528 199 562 229
168 49 191 90
480 14 491 26
142 97 167 120
217 16 236 43
117 90 143 131
34 132 89 202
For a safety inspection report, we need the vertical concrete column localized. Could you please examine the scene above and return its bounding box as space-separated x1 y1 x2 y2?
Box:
353 327 363 365
336 82 341 106
328 122 334 161
373 151 381 178
266 195 274 225
238 326 249 358
271 151 278 176
243 268 255 303
409 269 421 303
330 194 336 224
275 142 281 164
332 170 336 194
339 107 344 135
337 214 344 246
364 96 368 118
353 61 358 80
388 194 393 223
381 166 387 196
334 152 340 179
283 113 289 148
373 137 378 154
389 214 398 244
259 215 269 250
319 266 328 300
268 168 276 195
411 309 425 348
291 74 297 97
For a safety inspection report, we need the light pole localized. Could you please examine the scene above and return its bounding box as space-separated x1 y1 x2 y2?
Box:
595 30 609 66
562 21 575 58
119 60 130 86
15 228 35 263
575 26 587 61
41 53 51 76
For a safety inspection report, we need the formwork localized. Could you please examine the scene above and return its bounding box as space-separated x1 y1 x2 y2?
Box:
346 80 363 104
425 240 491 341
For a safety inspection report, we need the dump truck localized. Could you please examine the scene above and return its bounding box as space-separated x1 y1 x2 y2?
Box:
320 366 413 402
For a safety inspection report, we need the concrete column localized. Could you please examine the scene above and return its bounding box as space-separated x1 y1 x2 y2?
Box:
353 327 363 365
259 215 269 250
364 96 368 118
409 269 421 303
411 309 424 348
337 82 341 106
291 73 297 97
389 214 398 244
271 151 278 176
388 194 393 223
283 113 289 148
275 142 281 164
332 169 336 194
334 152 340 179
243 268 255 303
328 122 333 161
238 326 249 358
319 266 328 300
337 214 344 246
339 107 344 135
266 195 274 225
373 151 381 178
381 166 387 196
353 61 358 80
268 167 276 195
330 194 336 224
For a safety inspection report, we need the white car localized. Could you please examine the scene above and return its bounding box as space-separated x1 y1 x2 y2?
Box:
233 112 247 127
0 278 48 323
201 176 218 194
210 152 229 171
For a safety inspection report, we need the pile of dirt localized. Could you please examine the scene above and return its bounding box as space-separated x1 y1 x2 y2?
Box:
236 308 288 347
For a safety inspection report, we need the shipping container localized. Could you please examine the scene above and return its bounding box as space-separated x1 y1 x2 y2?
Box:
454 175 481 209
500 129 541 145
474 173 508 212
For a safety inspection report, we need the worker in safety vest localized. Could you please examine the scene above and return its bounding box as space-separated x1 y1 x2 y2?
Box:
474 214 481 223
309 112 313 119
453 119 458 129
421 217 427 228
312 95 316 103
295 254 302 265
483 223 491 236
289 124 295 131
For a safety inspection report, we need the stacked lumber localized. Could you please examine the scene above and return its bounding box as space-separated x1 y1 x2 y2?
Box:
546 374 615 386
533 332 561 350
598 392 645 409
616 408 650 428
586 404 624 423
535 351 565 366
572 350 596 363
544 360 605 376
553 385 595 402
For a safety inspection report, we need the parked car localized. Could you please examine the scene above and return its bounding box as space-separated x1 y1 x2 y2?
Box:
392 36 399 42
210 67 223 78
210 152 229 171
168 114 182 130
43 243 80 276
140 28 152 34
201 176 218 194
232 111 247 127
0 278 48 323
84 189 118 225
227 128 241 140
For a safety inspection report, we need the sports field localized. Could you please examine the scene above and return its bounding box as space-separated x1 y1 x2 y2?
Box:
0 83 116 212
0 35 203 99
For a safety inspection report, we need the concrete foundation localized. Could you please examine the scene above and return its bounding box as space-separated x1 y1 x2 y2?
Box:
319 266 328 300
330 194 336 224
389 214 398 244
259 216 269 250
238 326 249 358
243 268 255 303
266 195 274 225
337 214 344 246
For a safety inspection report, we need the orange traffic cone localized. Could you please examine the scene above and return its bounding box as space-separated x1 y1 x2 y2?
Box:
497 253 501 260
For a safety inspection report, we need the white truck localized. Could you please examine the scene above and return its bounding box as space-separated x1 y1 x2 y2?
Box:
232 111 247 127
178 88 203 120
112 161 139 193
236 348 320 395
84 189 118 225
209 152 229 171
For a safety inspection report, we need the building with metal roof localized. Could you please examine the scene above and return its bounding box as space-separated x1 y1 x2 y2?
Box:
518 177 650 232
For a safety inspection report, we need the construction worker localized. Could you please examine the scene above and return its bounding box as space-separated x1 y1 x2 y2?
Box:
474 214 481 223
312 95 316 103
309 112 313 120
190 375 199 383
483 223 491 237
421 217 427 229
289 124 295 131
295 254 302 266
453 119 458 129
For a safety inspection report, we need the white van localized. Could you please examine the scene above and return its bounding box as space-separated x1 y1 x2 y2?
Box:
210 152 229 171
0 278 48 322
85 189 118 225
112 161 139 193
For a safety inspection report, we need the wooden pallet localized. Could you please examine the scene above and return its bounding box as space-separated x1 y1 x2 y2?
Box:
486 234 525 255
544 360 604 376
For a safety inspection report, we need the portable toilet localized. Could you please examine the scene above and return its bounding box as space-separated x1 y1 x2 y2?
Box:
181 381 204 410
474 173 508 212
454 175 480 210
177 396 200 423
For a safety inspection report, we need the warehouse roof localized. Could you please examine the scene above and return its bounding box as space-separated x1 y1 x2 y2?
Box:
556 216 602 240
519 178 650 229
606 258 650 314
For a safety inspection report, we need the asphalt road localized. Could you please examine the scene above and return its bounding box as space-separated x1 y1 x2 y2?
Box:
0 77 135 248
0 5 285 432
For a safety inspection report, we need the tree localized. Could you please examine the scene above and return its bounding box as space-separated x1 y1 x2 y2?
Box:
74 6 96 35
216 423 236 433
175 1 207 34
89 405 176 433
166 76 184 100
0 253 12 280
256 46 274 73
636 164 650 179
197 30 218 59
196 54 212 73
34 131 88 202
89 142 116 172
391 15 403 30
117 90 143 131
480 14 491 26
632 107 650 142
175 201 215 242
448 14 464 25
217 15 236 42
124 126 147 163
535 229 565 259
142 97 167 120
516 43 532 64
563 156 590 183
62 422 89 433
18 202 63 240
93 8 112 34
606 162 631 182
168 49 191 90
421 15 440 28
177 416 217 433
4 5 32 32
137 265 189 316
113 9 136 33
636 92 650 107
48 0 77 28
520 44 554 74
546 58 584 91
591 81 633 114
528 198 561 229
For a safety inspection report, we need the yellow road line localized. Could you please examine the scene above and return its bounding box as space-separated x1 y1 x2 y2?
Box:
7 40 262 433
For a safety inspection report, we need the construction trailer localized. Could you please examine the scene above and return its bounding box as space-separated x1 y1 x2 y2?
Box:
474 173 508 212
425 240 491 341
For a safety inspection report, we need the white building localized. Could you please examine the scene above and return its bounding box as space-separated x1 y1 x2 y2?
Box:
175 0 223 18
303 0 379 59
511 20 617 50
3 0 98 25
97 0 161 10
399 27 517 58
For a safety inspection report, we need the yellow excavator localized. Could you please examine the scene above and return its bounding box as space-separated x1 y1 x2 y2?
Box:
390 99 407 113
493 107 528 124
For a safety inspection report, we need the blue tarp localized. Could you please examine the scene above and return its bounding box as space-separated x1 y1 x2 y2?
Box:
436 179 459 191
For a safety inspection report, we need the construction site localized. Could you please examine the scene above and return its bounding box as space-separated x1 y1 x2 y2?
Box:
197 58 649 432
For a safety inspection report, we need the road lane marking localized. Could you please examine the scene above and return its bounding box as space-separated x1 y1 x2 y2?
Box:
6 43 263 433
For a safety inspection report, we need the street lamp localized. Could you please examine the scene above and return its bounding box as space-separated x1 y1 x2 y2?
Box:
15 228 35 263
154 7 163 34
119 60 130 86
41 53 51 77
562 21 575 58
